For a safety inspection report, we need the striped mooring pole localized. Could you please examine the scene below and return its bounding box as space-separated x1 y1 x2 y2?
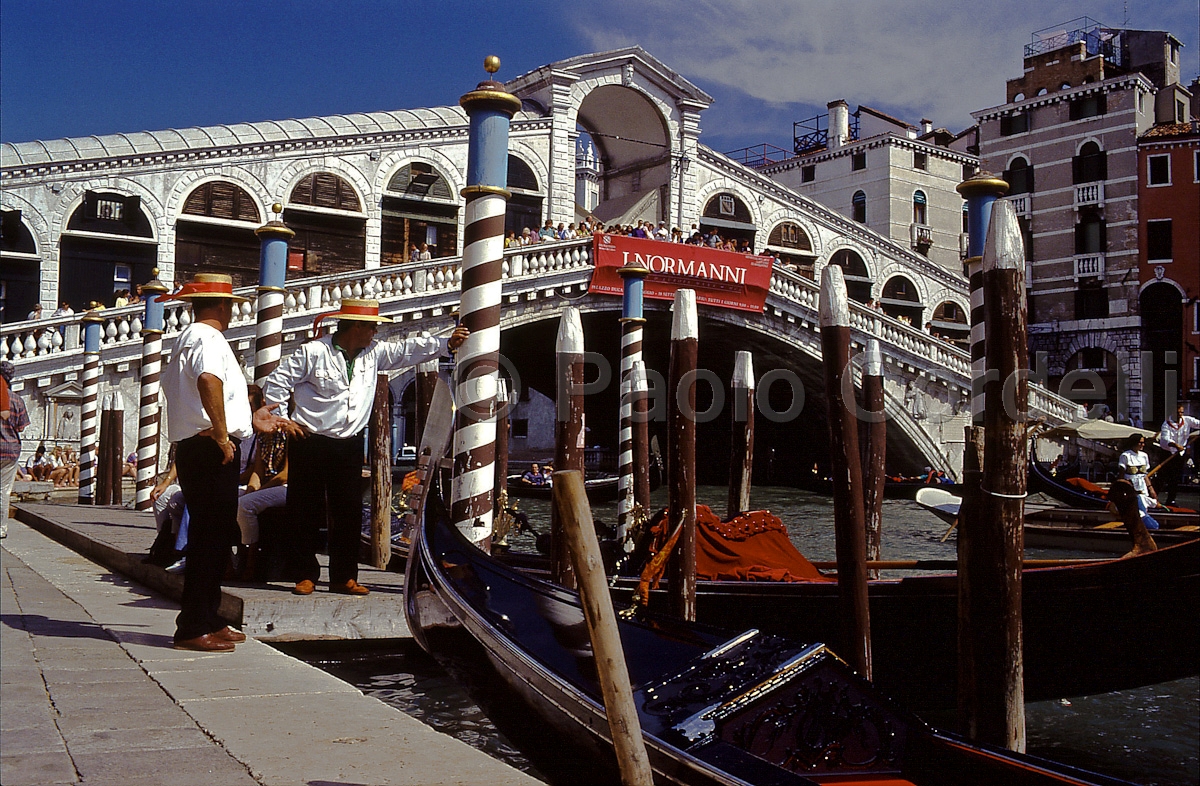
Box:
616 260 649 546
450 56 522 546
135 273 169 510
77 311 105 504
956 172 1009 423
254 203 294 387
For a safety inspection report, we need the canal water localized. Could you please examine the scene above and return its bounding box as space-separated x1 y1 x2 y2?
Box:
291 484 1198 785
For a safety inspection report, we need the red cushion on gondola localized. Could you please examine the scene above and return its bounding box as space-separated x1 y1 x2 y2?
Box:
694 505 833 583
1064 476 1105 494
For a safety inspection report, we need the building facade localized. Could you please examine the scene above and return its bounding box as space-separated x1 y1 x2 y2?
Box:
973 21 1191 425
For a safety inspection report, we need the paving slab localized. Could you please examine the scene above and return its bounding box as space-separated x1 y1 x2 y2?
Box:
14 502 410 641
1 519 542 786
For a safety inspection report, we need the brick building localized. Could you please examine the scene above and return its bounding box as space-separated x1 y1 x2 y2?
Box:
972 19 1191 425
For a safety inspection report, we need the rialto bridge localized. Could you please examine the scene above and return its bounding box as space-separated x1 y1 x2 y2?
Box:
1 47 1083 478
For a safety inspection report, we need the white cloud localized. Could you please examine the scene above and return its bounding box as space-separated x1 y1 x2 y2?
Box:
567 0 1198 136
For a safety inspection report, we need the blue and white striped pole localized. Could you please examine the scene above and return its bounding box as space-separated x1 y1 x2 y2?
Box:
616 260 649 546
78 312 105 504
956 173 1009 423
451 56 522 546
254 203 294 387
135 274 169 510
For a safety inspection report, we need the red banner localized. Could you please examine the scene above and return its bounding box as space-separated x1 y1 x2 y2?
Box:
589 233 774 313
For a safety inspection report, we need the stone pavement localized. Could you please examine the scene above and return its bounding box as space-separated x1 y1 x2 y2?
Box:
1 519 541 786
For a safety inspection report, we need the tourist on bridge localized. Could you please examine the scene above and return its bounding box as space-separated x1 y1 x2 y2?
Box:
264 298 468 597
160 273 296 652
1157 402 1199 507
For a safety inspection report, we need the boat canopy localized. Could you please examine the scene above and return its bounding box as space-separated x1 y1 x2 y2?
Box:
1040 419 1155 443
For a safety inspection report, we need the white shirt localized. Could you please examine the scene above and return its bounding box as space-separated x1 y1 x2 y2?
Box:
264 334 445 439
1118 449 1151 496
1158 415 1199 454
162 322 252 442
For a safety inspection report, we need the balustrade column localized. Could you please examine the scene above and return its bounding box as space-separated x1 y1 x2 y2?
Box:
77 312 105 504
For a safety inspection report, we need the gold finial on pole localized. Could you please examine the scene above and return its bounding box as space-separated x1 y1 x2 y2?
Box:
484 55 501 75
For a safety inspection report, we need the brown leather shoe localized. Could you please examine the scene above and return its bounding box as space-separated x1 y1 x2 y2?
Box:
173 633 235 653
293 579 316 595
331 579 370 596
215 626 247 643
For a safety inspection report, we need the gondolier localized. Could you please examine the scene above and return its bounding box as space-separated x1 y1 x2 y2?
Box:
1157 403 1199 507
264 298 467 596
160 273 296 652
1117 434 1160 530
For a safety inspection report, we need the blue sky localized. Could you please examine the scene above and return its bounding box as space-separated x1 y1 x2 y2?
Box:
2 1 1196 153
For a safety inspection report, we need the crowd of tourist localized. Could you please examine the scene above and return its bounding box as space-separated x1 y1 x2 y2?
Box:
14 441 80 487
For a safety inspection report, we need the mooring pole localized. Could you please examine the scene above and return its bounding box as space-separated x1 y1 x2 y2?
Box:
369 372 392 570
631 360 652 515
494 377 510 516
96 391 113 506
862 339 885 575
553 471 655 786
78 311 105 504
727 350 755 519
552 307 585 589
820 265 872 679
450 56 521 547
108 391 125 506
253 204 294 387
975 198 1028 752
414 356 439 447
667 289 698 621
135 273 169 510
617 260 649 546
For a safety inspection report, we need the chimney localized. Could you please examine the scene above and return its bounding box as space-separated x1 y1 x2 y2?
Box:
920 118 933 136
827 100 850 149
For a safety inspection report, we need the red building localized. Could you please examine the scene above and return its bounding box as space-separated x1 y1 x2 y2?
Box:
1138 121 1200 420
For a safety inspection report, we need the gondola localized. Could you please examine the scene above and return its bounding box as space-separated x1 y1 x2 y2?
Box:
1027 459 1111 510
507 472 621 502
405 493 1135 786
801 474 962 500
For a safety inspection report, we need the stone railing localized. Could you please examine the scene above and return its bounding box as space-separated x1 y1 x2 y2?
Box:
2 239 594 370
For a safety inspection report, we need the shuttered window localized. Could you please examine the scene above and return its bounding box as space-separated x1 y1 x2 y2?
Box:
182 182 261 222
290 173 361 212
386 163 454 200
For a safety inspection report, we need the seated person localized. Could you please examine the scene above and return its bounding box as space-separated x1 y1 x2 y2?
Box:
541 462 554 487
521 463 545 486
28 443 53 481
234 429 288 581
122 451 138 478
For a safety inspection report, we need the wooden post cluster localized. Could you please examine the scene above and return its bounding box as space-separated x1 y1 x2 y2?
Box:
965 198 1028 752
97 391 124 506
450 56 521 546
819 265 872 680
667 289 698 622
369 372 392 570
553 471 655 786
552 306 585 589
861 339 885 574
727 351 755 519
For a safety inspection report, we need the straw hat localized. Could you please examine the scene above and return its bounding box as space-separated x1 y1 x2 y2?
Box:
156 273 250 304
312 298 393 335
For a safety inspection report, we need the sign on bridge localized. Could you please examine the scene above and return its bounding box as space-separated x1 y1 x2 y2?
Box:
589 234 773 313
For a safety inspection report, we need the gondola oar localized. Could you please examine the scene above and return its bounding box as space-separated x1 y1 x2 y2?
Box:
1147 432 1198 479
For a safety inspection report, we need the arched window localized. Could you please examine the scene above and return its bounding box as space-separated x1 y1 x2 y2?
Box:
851 190 866 223
1005 157 1033 194
828 249 872 303
182 181 261 223
1073 141 1107 183
701 192 756 247
766 222 815 279
61 192 156 311
912 190 928 225
507 155 542 237
1 210 39 322
289 172 361 212
386 163 454 200
177 182 263 288
382 162 459 265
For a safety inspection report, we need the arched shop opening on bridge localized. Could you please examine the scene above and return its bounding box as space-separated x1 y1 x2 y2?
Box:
765 221 816 279
931 300 969 346
506 155 543 237
175 181 262 288
59 191 156 310
1 209 39 321
283 172 366 277
701 192 756 247
881 275 924 326
827 249 873 303
382 162 459 264
574 84 672 228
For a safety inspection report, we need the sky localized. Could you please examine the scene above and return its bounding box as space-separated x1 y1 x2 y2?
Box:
2 1 1197 155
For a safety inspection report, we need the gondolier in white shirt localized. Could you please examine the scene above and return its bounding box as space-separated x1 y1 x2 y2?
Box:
264 298 468 596
1117 433 1160 530
1157 402 1199 507
160 273 296 652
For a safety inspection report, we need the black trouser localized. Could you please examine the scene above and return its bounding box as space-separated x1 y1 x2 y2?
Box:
285 432 365 586
1158 452 1185 505
174 435 240 640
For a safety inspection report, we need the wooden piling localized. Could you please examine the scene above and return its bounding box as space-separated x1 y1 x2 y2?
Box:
96 393 113 506
107 393 124 506
819 265 872 679
368 372 392 570
414 358 439 449
667 290 698 622
552 307 585 590
553 471 655 786
861 339 885 575
727 351 755 519
975 198 1028 752
494 378 510 513
956 423 985 737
